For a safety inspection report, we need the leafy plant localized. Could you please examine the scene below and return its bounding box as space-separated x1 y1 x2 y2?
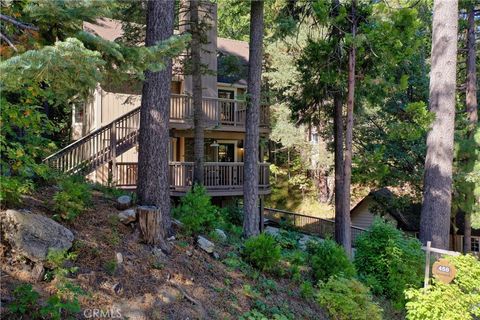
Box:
8 284 40 317
0 176 33 208
243 233 281 272
274 229 300 249
307 239 356 282
316 277 383 320
354 219 424 307
173 185 223 235
53 175 92 221
104 259 117 276
300 281 314 299
405 254 480 320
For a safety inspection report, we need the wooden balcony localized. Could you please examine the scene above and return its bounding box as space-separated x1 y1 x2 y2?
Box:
116 162 271 196
169 94 270 130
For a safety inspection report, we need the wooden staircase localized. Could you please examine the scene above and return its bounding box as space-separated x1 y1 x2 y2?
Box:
44 106 140 176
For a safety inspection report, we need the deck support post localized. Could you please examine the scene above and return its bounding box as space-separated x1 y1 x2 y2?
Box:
259 195 265 232
109 123 117 186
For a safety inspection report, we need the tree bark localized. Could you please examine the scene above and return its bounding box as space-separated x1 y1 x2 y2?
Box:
338 0 356 256
420 0 458 249
191 0 205 185
137 0 174 250
333 93 345 246
137 206 170 252
463 5 477 253
243 0 264 238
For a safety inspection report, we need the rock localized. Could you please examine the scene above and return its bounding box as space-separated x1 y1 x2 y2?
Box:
1 210 74 262
112 282 123 295
31 263 45 282
185 250 193 257
214 229 227 241
197 236 214 254
157 286 182 304
264 226 280 237
152 247 167 263
213 252 220 260
116 252 123 264
118 209 136 224
116 195 132 210
167 236 175 241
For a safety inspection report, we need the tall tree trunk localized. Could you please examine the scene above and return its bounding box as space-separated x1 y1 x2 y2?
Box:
333 93 345 246
191 0 204 185
463 5 477 253
338 0 356 256
137 0 175 250
243 0 264 237
420 0 458 249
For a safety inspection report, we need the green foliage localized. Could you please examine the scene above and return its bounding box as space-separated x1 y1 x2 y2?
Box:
243 233 281 272
316 277 383 320
0 176 33 208
8 284 40 317
354 219 424 307
300 281 314 299
274 229 301 249
173 185 223 235
239 310 290 320
405 254 480 320
307 239 356 282
104 259 117 276
53 175 92 221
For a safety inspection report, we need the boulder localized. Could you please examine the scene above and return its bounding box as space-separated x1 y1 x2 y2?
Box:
116 195 132 210
1 210 74 262
214 229 227 241
118 209 136 224
197 236 214 254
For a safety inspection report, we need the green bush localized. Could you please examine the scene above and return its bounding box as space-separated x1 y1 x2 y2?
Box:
243 233 281 272
53 175 92 221
405 254 480 320
275 229 301 249
8 284 40 317
316 277 383 320
0 176 33 208
173 185 223 235
307 239 356 282
354 218 424 307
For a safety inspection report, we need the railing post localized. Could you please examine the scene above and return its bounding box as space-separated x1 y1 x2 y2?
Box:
259 195 265 232
109 123 117 186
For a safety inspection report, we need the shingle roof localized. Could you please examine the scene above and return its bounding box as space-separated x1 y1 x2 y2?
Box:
83 19 249 86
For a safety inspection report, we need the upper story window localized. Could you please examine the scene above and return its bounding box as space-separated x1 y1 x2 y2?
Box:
218 89 235 100
311 132 319 144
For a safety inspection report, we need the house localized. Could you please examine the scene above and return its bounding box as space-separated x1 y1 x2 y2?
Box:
44 4 270 201
350 188 480 254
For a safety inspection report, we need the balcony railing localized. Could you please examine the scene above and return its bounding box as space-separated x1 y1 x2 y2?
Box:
169 94 270 128
115 162 270 194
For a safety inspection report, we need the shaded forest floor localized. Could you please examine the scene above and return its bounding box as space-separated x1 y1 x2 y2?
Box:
1 187 327 319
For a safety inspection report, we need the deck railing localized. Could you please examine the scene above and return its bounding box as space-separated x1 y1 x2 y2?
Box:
115 162 270 192
44 95 270 176
170 94 270 128
263 207 367 245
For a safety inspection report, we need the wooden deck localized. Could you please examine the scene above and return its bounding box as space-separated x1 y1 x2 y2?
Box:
116 162 271 196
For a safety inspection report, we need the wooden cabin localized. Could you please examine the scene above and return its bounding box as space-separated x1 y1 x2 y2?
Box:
351 188 480 254
45 6 271 200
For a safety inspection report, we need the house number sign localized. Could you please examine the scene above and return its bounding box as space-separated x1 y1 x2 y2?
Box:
432 258 456 284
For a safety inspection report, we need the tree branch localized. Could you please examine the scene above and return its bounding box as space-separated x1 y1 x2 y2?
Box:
0 14 39 31
0 32 17 51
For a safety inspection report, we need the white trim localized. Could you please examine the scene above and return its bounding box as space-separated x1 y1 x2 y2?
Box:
217 82 247 89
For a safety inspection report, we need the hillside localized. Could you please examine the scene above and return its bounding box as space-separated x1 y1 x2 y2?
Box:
1 187 327 320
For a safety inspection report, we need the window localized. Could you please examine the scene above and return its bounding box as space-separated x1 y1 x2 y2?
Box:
472 237 479 253
311 133 319 144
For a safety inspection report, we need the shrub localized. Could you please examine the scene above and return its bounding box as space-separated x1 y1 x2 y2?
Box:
173 185 223 235
275 229 301 249
0 176 33 208
307 239 356 282
8 284 40 317
243 233 281 272
53 175 92 221
405 254 480 320
316 277 383 320
354 218 424 307
300 281 314 299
